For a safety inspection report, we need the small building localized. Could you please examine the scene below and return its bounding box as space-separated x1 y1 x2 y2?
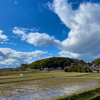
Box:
26 68 32 71
43 68 49 71
50 67 55 71
57 67 62 70
20 73 25 76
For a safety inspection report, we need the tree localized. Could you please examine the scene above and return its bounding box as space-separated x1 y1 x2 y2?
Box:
58 59 65 67
64 67 69 72
95 58 100 66
81 67 86 72
79 60 85 66
63 61 70 67
20 63 28 68
78 66 82 72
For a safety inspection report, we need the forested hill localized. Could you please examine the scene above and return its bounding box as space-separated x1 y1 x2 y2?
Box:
19 57 100 70
26 57 87 69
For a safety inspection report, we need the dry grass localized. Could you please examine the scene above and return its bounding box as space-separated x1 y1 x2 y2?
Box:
0 71 91 84
0 75 23 79
1 71 100 84
34 71 90 77
77 72 100 78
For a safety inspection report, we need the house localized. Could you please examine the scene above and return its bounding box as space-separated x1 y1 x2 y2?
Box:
57 67 62 70
91 64 96 67
87 64 96 72
93 66 100 72
50 67 55 71
43 68 49 71
88 64 96 68
26 68 32 71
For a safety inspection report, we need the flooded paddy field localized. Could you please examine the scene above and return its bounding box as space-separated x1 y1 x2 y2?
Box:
0 78 100 100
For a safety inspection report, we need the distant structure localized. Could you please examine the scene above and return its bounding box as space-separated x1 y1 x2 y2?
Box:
57 67 62 70
20 73 24 76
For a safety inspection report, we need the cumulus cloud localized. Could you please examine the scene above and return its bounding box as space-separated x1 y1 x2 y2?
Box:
48 0 100 61
59 51 80 58
26 32 61 47
59 50 100 61
0 30 8 41
12 27 61 47
12 1 100 61
0 48 47 68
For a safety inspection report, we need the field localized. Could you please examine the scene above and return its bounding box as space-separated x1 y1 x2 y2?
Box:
0 70 91 84
0 71 100 99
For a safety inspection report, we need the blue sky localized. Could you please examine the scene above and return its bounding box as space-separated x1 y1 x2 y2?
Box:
0 0 100 68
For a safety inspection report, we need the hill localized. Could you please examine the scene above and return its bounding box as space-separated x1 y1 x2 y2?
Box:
20 57 87 69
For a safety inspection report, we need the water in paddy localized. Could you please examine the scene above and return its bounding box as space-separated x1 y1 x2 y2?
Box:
0 78 100 100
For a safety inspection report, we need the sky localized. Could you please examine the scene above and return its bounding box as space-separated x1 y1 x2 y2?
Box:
0 0 100 68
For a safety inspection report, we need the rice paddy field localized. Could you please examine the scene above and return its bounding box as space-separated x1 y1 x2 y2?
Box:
0 71 100 100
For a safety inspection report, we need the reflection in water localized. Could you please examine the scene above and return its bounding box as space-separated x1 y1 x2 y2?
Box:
0 78 100 100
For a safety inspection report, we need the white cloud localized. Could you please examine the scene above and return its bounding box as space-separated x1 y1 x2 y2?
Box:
15 1 17 5
12 27 26 41
0 30 8 41
49 53 52 55
48 0 100 61
30 28 40 32
12 27 61 47
26 32 61 47
0 42 7 44
0 48 47 68
0 42 17 45
59 51 80 58
59 50 100 61
38 4 43 12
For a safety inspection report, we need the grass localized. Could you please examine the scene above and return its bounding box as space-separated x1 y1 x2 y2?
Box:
0 71 91 84
79 72 100 78
0 75 53 84
69 74 90 77
0 70 39 76
69 72 100 80
0 70 100 84
36 71 90 78
0 71 100 84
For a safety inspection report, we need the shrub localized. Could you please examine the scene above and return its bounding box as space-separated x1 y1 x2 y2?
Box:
64 67 69 72
97 70 99 73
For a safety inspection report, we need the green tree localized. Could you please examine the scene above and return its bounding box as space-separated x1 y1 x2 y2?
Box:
81 67 86 72
64 67 69 72
78 66 82 72
63 61 70 67
95 58 100 66
79 60 85 66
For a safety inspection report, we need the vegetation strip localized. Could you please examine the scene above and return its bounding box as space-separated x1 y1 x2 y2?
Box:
0 76 54 84
51 86 100 100
70 74 91 77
